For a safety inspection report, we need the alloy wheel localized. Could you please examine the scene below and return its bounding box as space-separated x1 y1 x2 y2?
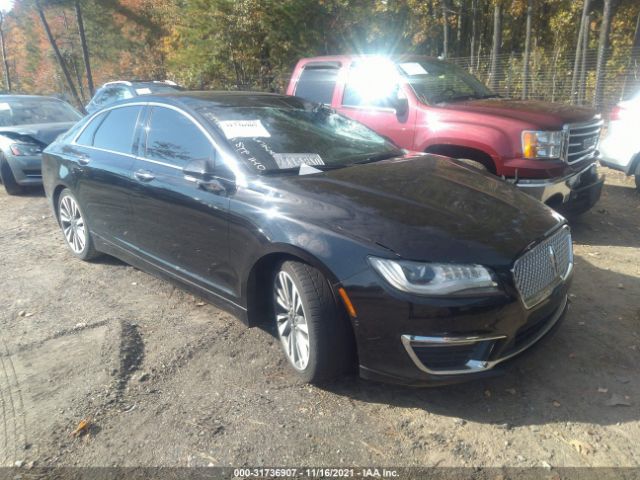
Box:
274 270 310 370
59 195 86 254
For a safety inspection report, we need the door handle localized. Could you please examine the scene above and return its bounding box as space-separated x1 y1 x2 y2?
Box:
134 169 155 182
77 156 90 165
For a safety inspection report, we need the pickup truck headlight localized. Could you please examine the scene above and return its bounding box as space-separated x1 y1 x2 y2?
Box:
369 257 499 296
521 130 565 159
10 143 43 156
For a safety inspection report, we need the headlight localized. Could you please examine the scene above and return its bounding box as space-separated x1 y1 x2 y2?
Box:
10 143 43 156
521 130 565 159
369 257 499 296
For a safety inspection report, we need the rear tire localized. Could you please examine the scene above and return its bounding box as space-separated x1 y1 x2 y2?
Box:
272 260 353 384
0 155 24 195
56 189 100 261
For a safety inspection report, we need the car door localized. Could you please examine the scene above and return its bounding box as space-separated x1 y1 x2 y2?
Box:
336 61 416 149
128 105 233 296
69 105 143 246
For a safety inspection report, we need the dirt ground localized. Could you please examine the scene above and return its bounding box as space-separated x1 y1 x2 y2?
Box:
0 166 639 470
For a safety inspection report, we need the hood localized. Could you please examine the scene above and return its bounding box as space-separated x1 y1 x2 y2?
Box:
272 155 563 267
0 121 76 147
440 98 598 130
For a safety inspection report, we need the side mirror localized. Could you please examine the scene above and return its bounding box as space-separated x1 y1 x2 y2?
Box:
394 97 409 116
183 158 236 196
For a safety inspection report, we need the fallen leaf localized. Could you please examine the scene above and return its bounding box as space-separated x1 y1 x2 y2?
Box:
597 387 608 393
568 352 577 359
17 310 26 317
605 394 632 407
569 439 595 456
195 301 205 307
484 389 491 398
552 400 561 407
70 419 91 437
505 388 516 395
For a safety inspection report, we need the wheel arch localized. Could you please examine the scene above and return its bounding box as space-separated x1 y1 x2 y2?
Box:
424 144 498 174
243 245 342 328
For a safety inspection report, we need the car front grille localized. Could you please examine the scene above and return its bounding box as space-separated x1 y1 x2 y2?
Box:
512 226 573 309
565 119 603 164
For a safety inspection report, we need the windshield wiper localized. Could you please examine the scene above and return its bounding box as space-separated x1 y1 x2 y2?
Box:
350 150 403 166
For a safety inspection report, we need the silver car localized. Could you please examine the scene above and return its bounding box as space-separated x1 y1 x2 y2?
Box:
600 90 640 190
0 95 81 195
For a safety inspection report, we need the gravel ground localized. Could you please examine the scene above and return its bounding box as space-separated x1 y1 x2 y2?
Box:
0 167 639 469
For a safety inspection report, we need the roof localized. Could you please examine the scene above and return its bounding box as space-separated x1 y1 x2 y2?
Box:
295 54 440 66
0 94 66 101
117 91 298 110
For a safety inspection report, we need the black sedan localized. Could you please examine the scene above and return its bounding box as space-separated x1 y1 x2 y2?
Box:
42 92 573 386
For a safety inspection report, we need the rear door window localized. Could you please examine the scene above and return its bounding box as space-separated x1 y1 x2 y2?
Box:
294 65 339 105
91 106 142 154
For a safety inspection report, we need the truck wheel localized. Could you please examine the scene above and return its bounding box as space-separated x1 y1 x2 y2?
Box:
272 260 353 384
0 155 24 195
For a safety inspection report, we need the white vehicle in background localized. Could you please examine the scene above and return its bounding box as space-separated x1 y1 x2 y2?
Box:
600 90 640 190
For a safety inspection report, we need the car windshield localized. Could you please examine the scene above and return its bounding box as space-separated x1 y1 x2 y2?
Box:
197 100 402 173
399 60 497 104
0 98 81 127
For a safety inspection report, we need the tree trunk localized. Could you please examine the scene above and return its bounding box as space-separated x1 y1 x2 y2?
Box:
470 0 477 71
593 0 614 108
522 0 533 99
35 1 82 107
75 0 94 96
489 1 501 91
441 0 449 58
571 0 590 104
0 12 11 92
579 12 589 104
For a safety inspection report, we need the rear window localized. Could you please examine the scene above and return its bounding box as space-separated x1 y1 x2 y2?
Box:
294 66 339 105
91 106 142 154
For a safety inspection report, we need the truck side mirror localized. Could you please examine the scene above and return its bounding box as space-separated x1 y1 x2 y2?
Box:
394 97 409 116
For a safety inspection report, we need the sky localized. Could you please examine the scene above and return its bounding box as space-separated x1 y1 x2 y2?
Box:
0 0 13 13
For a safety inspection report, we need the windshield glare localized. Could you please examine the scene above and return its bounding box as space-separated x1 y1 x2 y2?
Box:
401 60 495 104
198 103 402 173
0 98 81 127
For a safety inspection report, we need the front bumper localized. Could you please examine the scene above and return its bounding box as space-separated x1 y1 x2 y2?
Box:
343 265 571 387
5 153 43 185
515 162 603 215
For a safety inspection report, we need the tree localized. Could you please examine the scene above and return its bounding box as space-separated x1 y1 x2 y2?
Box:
571 0 590 104
0 11 11 91
489 1 501 91
75 0 93 95
522 0 532 99
35 0 82 105
470 0 477 71
441 0 449 58
594 0 614 108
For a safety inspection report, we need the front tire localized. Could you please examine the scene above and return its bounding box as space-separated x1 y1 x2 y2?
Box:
57 189 100 261
273 261 353 383
0 155 24 195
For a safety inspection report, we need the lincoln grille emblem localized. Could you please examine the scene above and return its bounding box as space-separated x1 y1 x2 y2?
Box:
549 245 559 277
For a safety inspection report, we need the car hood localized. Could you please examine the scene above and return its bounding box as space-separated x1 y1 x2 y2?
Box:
439 98 598 129
0 121 76 147
270 155 563 267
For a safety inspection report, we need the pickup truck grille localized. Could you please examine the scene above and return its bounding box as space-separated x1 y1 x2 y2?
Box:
513 226 573 309
564 119 603 165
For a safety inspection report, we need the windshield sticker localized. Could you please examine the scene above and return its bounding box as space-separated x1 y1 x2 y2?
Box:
135 88 152 95
273 153 324 169
218 119 271 139
234 140 266 171
0 103 11 111
399 62 428 76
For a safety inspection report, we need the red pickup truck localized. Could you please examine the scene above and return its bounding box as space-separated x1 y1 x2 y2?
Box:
286 55 604 216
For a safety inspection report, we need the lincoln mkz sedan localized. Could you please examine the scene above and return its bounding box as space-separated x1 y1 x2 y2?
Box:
42 92 573 386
